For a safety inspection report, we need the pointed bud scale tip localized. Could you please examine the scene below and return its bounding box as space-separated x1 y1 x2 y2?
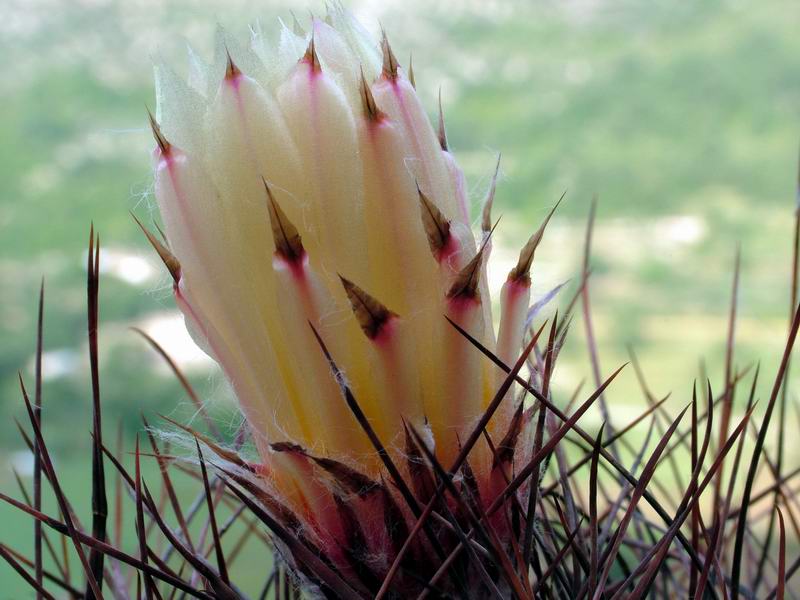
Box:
302 35 322 72
224 48 242 80
437 88 448 151
146 108 170 155
417 183 451 258
359 67 383 122
408 53 416 89
380 29 399 80
263 179 305 263
508 192 564 284
448 219 497 301
131 212 180 284
447 246 485 301
481 154 502 234
339 275 398 340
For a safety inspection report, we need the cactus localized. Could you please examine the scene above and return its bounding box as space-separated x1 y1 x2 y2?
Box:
1 5 797 599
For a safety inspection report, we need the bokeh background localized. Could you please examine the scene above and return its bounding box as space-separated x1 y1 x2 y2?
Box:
2 0 800 595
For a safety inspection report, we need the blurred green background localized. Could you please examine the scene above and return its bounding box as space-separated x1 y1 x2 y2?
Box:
2 0 800 595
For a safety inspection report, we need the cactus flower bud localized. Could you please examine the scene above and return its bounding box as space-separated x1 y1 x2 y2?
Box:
149 7 554 595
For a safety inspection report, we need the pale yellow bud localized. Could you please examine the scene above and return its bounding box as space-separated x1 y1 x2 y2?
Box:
150 7 546 589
